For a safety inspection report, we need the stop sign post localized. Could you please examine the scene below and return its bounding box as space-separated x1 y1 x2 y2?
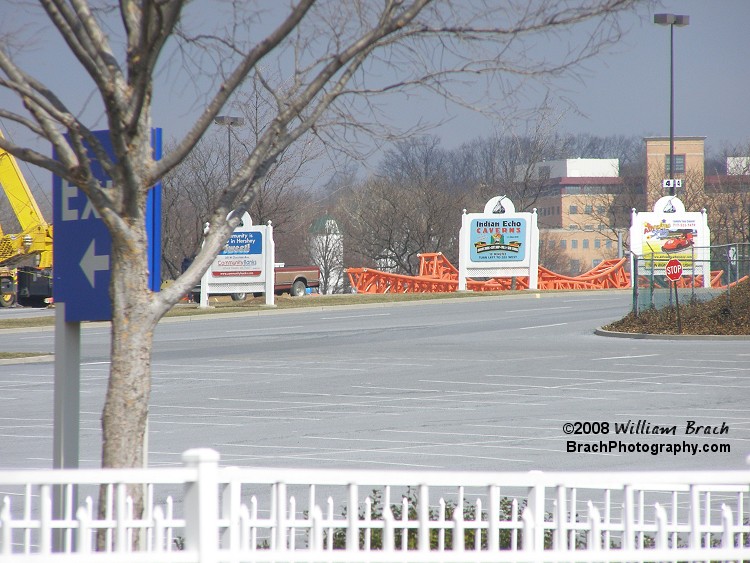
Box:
665 258 682 333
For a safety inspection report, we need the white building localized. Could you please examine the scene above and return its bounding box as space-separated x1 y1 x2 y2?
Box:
519 158 620 181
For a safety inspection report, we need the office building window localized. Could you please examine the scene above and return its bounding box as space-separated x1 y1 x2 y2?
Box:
548 240 555 249
585 205 593 214
595 239 601 249
606 240 612 249
571 239 578 249
665 154 686 174
569 205 578 214
582 239 589 249
560 240 566 249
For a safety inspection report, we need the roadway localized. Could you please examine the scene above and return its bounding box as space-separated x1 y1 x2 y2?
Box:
1 291 748 472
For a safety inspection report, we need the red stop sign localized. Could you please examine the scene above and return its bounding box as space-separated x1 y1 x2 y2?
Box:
665 258 683 281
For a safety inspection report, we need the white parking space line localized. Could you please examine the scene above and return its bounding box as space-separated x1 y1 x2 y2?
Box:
225 326 304 334
620 362 748 372
506 306 572 313
593 354 660 360
302 436 536 463
469 424 562 431
213 396 456 411
284 390 549 407
380 430 619 457
352 384 615 402
321 313 391 320
519 323 567 330
150 420 243 427
485 374 612 383
149 403 321 421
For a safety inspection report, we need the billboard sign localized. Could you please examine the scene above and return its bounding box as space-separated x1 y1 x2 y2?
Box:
469 217 528 263
200 213 275 305
629 196 711 286
211 230 264 278
458 196 539 290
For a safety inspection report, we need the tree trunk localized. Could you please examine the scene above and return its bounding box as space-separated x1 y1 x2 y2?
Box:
97 223 157 549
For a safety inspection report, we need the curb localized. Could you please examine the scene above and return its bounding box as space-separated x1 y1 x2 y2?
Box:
0 354 55 365
595 327 750 341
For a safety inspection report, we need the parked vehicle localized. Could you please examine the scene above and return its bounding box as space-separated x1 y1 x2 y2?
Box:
192 262 320 302
0 131 54 307
235 263 320 300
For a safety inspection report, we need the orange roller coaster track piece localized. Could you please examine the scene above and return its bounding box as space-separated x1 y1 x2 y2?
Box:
347 253 631 294
346 254 743 294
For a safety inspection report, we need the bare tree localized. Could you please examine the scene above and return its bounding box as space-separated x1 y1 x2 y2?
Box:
307 213 345 294
539 230 576 274
341 173 460 274
161 137 224 279
450 108 568 212
0 0 643 521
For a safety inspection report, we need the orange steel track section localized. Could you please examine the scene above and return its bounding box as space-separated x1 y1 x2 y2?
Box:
346 253 743 294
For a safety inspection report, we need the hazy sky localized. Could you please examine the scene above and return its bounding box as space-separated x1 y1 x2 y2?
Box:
1 0 749 195
556 0 750 152
426 0 750 153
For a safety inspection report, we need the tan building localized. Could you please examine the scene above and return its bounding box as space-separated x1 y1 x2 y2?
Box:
644 136 705 208
645 137 750 245
529 159 640 275
525 139 747 275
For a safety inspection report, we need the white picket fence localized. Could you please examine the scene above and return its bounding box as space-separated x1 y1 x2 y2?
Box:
1 448 749 562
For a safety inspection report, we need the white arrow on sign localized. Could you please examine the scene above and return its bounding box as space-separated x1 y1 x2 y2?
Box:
80 239 110 288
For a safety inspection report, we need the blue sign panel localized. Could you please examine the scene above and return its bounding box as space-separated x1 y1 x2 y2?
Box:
470 217 527 262
53 129 162 322
221 231 263 255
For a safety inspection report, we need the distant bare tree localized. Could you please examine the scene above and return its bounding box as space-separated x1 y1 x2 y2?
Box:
307 214 345 294
161 138 223 279
341 175 460 274
452 109 565 211
539 230 576 274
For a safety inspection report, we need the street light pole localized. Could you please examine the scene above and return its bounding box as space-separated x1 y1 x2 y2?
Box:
214 115 245 188
654 13 689 196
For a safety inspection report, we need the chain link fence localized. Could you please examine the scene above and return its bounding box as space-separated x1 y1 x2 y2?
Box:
631 243 750 314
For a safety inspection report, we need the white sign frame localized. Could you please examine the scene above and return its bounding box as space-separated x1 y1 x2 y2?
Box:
200 213 276 306
629 196 711 288
458 196 539 290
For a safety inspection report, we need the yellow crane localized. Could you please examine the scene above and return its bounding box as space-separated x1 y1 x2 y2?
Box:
0 131 53 307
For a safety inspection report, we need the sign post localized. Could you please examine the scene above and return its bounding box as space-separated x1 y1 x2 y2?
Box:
665 258 683 333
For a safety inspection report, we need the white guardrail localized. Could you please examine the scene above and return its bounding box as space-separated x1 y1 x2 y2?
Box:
1 448 749 562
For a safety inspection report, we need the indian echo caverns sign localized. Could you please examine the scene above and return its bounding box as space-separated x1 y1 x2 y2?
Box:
458 196 539 290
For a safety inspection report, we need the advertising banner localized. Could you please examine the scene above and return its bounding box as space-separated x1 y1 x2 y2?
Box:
211 230 264 278
470 217 528 263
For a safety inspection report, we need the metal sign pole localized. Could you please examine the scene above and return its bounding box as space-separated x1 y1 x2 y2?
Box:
53 302 81 551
